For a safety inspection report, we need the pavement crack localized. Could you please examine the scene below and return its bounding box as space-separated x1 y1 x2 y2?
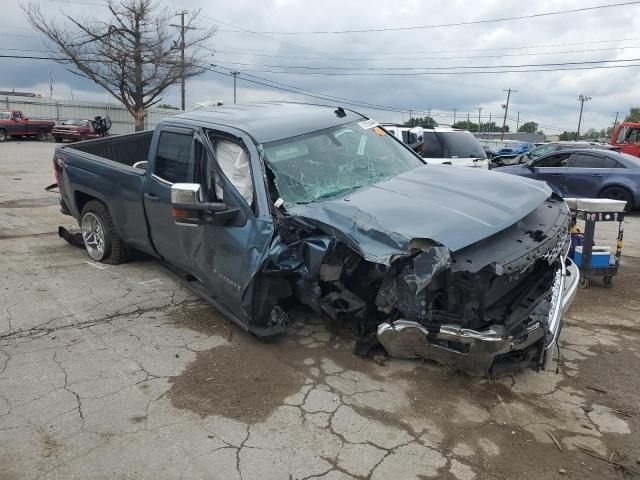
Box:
52 352 84 420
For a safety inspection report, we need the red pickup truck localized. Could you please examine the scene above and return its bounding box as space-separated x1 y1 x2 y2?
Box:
0 110 56 142
611 122 640 157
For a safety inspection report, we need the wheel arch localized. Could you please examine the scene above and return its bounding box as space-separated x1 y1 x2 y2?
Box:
598 183 635 209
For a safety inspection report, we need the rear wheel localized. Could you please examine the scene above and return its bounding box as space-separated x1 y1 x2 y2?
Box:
599 186 633 211
79 133 87 142
80 200 128 264
37 129 48 142
54 137 63 143
0 129 6 142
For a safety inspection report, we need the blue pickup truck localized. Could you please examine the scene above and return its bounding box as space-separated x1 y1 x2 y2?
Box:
52 102 579 376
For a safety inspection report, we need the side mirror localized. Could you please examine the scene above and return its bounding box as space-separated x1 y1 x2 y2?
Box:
171 183 239 226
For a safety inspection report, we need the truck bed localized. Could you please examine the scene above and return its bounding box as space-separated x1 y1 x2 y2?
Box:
67 131 153 167
56 130 156 255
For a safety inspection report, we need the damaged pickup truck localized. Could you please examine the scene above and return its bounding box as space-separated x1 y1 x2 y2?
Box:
51 102 579 376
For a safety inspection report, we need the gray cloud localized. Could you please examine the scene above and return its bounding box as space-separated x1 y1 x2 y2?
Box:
3 0 640 133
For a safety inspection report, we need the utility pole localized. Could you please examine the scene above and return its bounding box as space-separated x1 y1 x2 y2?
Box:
576 94 592 140
477 107 483 133
488 112 492 132
427 108 431 125
171 11 191 110
467 112 470 130
500 88 517 141
612 111 620 136
452 108 457 125
516 112 520 131
231 71 240 104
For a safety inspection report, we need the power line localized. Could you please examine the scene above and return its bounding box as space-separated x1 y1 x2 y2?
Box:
250 2 640 34
206 66 419 114
205 61 640 76
207 44 640 63
209 57 640 72
203 36 640 57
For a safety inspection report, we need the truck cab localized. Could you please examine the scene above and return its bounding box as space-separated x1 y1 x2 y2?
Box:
611 122 640 157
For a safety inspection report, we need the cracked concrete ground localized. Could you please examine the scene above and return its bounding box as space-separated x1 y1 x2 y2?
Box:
1 142 639 479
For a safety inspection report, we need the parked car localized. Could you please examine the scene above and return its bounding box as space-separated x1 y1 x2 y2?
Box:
52 116 112 143
0 110 55 142
491 142 534 164
611 121 640 157
51 102 577 376
493 148 640 210
490 141 619 168
382 124 489 169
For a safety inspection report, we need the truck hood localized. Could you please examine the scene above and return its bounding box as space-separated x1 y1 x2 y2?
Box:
288 165 552 264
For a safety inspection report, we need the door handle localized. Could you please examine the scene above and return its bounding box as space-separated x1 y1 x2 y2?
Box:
591 173 603 177
551 173 562 176
144 193 160 201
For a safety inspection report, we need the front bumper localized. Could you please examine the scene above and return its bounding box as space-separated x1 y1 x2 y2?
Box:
377 256 579 376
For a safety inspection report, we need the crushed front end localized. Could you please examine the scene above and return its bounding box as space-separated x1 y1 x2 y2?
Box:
254 193 578 377
374 195 579 376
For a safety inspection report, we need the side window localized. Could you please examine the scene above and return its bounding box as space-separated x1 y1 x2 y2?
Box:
154 131 193 184
209 137 254 206
570 154 604 168
627 128 640 143
422 132 444 158
615 127 627 144
534 153 570 167
602 157 624 168
13 112 23 121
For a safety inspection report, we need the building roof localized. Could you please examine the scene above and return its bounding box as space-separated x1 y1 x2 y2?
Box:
167 102 366 143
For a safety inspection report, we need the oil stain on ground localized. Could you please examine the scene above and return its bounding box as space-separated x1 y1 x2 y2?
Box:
167 302 309 423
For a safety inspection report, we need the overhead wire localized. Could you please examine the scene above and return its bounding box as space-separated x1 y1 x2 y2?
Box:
250 2 640 34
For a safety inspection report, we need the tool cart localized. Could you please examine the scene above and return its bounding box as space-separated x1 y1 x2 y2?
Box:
567 198 626 289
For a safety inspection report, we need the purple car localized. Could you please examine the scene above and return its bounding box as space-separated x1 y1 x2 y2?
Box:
493 148 640 210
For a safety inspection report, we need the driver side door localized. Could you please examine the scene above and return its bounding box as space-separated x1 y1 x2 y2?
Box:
531 152 572 195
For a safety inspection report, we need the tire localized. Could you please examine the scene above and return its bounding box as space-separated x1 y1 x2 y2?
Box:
37 129 48 142
79 133 87 142
578 276 590 289
603 275 613 287
54 137 63 143
599 186 633 211
80 200 128 264
0 129 6 142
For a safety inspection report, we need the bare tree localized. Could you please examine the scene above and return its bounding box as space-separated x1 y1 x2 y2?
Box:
24 0 215 131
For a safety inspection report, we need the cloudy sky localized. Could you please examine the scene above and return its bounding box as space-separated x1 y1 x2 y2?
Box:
3 0 640 134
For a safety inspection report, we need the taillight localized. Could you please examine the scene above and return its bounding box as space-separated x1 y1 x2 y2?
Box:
53 153 65 185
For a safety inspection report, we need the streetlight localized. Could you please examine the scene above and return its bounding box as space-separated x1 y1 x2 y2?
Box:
577 95 592 140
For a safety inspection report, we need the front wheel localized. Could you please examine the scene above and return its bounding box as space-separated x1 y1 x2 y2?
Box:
54 137 63 143
37 129 48 142
0 129 6 142
599 186 633 211
80 200 128 264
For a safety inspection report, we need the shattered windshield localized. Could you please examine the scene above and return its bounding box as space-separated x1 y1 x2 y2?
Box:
263 121 424 205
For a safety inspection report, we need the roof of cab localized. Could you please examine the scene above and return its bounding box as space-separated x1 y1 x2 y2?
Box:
164 102 367 144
